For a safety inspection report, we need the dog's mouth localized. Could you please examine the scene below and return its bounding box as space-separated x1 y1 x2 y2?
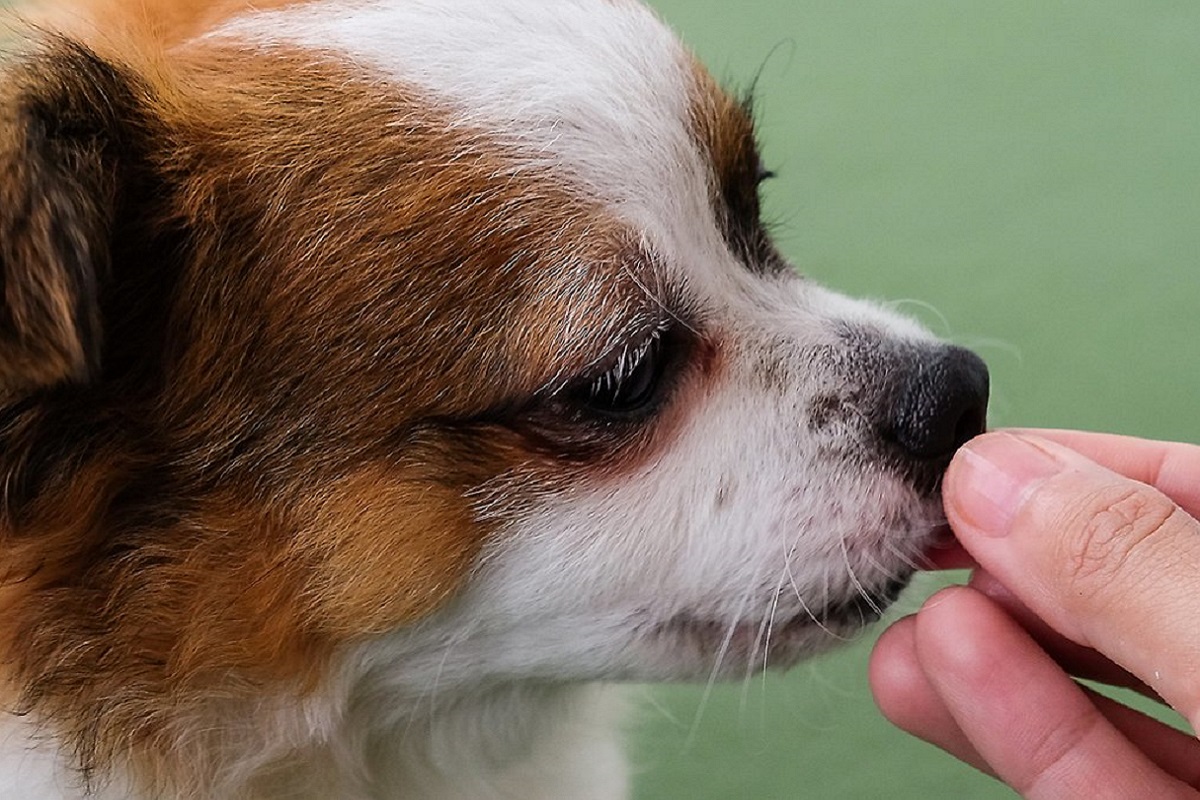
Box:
918 521 978 570
646 569 916 671
818 572 912 625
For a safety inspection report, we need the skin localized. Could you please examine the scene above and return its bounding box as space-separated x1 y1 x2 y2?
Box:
869 429 1200 799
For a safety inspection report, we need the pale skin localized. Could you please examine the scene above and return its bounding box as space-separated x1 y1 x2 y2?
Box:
869 429 1200 799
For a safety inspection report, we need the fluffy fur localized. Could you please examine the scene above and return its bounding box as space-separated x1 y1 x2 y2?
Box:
0 1 987 797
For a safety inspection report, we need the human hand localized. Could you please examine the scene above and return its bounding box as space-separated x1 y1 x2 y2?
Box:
869 430 1200 798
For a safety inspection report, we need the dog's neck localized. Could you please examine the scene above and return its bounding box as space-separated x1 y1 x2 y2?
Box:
342 682 629 800
0 681 629 800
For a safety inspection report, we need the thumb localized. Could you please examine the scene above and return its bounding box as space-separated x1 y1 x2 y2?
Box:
944 431 1200 729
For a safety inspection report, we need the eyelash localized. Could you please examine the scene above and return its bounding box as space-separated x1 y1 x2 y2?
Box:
565 326 672 421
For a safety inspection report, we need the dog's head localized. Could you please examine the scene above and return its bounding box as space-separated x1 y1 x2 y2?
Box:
0 0 986 778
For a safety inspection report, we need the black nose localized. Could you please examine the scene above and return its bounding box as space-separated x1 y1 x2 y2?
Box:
885 345 989 461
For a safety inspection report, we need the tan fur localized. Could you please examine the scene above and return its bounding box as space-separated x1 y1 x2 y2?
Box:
26 0 316 48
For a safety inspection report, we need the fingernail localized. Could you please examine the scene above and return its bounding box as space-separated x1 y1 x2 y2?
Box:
946 433 1066 537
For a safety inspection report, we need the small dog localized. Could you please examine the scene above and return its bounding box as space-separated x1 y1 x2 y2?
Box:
0 1 988 797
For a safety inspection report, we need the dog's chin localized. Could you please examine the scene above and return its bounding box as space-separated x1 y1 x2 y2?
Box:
633 570 917 680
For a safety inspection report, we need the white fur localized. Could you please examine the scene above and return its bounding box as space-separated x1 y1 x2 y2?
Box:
5 1 953 797
0 717 134 800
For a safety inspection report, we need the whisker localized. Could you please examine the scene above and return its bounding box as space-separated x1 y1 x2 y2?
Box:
857 541 907 584
784 553 847 642
685 580 757 748
740 569 785 717
882 540 923 573
839 534 882 617
883 298 953 338
640 686 685 729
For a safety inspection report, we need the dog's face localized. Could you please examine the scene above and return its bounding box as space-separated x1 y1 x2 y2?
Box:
0 0 986 770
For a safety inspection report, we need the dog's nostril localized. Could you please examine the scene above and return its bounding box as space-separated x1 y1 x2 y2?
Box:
886 345 989 461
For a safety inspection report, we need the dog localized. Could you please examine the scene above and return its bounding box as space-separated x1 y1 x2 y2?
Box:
0 0 989 797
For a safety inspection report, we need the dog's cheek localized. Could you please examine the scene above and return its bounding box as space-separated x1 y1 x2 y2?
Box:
296 464 489 637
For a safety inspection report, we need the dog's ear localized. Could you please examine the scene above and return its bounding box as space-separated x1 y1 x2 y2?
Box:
0 39 148 395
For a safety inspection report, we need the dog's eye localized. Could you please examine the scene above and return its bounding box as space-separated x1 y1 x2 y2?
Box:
568 332 667 419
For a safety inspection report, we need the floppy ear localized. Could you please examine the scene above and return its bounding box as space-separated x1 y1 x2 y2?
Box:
0 39 145 394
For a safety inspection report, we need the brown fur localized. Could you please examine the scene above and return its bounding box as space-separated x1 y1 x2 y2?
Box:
0 42 119 395
0 14 668 792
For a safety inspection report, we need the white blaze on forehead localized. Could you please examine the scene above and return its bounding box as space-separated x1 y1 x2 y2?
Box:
207 0 709 236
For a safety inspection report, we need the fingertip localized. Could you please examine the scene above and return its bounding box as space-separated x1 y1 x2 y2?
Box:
875 595 984 725
943 432 1067 539
869 616 954 741
869 610 996 778
915 584 982 622
868 617 922 725
913 586 1005 691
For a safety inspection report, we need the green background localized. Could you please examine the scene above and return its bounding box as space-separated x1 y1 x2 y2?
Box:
4 1 1198 797
634 2 1199 799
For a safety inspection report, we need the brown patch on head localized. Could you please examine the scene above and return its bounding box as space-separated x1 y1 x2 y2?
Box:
686 57 785 273
0 27 680 794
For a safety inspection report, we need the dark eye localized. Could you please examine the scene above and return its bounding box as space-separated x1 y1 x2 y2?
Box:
567 332 667 419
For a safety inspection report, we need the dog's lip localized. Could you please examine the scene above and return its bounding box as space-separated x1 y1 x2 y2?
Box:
921 524 977 570
655 573 915 647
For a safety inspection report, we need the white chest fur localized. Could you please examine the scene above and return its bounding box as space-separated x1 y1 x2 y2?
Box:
0 684 629 799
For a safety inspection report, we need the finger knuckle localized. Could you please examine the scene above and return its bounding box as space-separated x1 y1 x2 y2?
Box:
1057 484 1180 595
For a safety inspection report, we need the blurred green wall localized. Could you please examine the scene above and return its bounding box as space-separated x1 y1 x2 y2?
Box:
636 2 1199 798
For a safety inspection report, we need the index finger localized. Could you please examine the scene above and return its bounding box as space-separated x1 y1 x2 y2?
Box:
1008 429 1200 517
